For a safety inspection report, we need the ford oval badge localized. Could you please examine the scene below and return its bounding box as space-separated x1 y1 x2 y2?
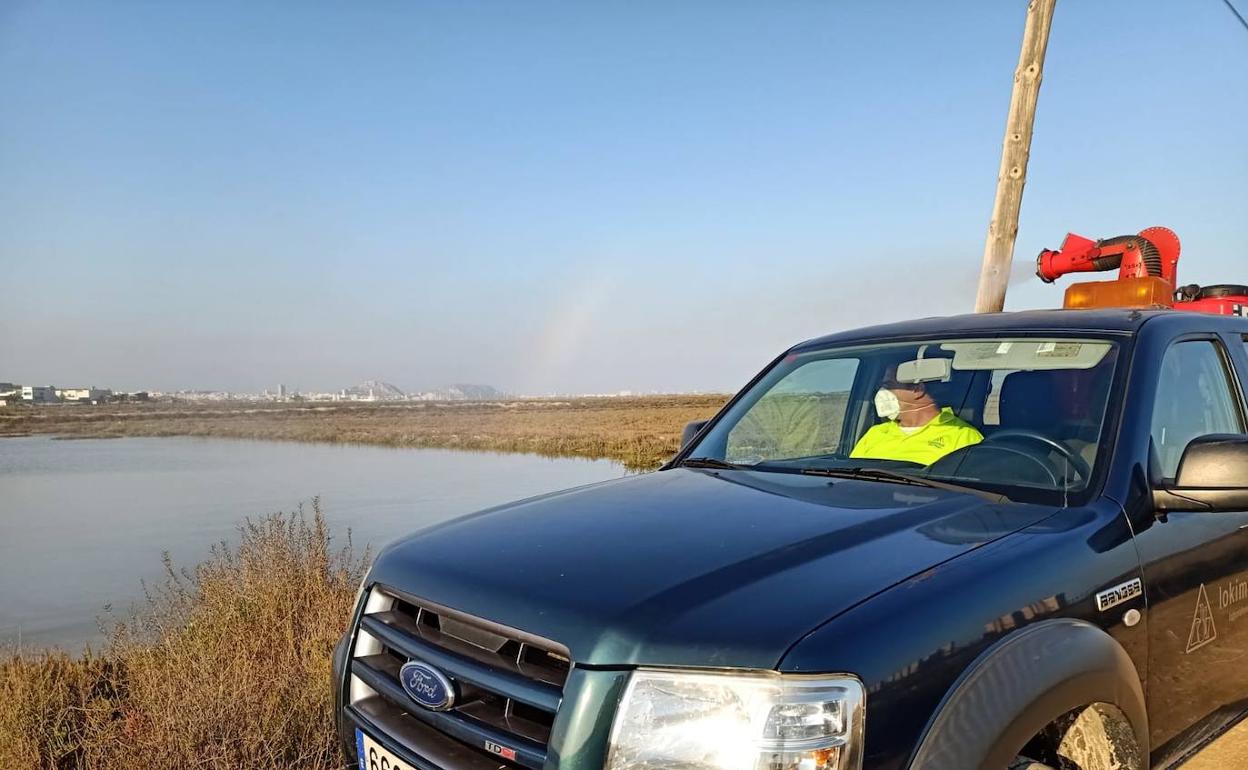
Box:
399 661 456 711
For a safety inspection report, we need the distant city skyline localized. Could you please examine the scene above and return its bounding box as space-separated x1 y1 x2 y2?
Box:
0 374 696 401
2 1 1245 394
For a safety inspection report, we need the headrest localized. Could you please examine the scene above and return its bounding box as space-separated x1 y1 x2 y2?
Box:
998 371 1060 432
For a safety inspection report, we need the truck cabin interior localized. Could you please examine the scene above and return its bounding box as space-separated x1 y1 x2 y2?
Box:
918 354 1114 487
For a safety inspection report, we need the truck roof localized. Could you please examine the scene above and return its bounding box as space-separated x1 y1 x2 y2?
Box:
796 307 1248 350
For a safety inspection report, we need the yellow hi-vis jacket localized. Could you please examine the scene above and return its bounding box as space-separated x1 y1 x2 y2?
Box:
849 407 983 466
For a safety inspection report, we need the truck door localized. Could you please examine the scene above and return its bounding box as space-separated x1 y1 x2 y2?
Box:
1136 337 1248 753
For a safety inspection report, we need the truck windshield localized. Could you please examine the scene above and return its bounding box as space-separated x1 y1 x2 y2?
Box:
686 336 1123 505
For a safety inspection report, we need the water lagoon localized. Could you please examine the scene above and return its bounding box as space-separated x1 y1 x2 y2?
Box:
0 436 624 650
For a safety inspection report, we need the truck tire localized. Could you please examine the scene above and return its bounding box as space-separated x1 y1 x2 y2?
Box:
907 619 1147 770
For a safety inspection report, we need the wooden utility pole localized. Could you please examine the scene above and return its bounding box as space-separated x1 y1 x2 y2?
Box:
974 0 1058 313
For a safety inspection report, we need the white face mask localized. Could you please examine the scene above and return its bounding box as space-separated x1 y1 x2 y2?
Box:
874 388 901 420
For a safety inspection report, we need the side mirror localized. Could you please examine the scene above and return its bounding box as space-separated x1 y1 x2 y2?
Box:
1153 435 1248 513
681 420 710 449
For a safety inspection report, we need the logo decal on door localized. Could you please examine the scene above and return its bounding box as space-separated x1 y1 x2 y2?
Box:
1187 583 1218 654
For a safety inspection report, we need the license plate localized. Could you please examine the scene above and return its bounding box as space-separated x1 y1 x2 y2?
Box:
356 728 415 770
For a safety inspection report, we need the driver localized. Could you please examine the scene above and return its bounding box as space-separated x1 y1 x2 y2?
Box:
850 364 983 465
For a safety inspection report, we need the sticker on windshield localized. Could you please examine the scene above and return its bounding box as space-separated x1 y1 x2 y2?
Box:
1036 342 1083 358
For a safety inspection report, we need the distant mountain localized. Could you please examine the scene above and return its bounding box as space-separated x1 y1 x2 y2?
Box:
341 380 406 400
412 384 506 401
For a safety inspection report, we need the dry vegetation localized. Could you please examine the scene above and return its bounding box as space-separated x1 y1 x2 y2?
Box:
0 395 730 470
1 502 368 770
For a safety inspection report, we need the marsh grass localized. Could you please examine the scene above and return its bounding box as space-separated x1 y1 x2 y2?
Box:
0 395 730 470
1 500 368 770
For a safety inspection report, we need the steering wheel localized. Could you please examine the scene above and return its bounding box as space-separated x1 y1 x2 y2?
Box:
929 441 1059 486
986 428 1091 481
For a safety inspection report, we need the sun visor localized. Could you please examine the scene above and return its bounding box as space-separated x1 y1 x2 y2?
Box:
940 340 1112 371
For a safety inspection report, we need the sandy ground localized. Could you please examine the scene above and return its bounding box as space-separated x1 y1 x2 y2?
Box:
1182 719 1248 768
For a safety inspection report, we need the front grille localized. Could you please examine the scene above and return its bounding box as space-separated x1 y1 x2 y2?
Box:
349 585 570 770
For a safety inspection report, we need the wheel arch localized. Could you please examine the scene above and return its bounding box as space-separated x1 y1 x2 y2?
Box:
906 618 1147 770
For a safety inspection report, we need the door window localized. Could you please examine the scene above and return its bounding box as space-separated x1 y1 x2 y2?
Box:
1151 341 1245 478
725 358 859 463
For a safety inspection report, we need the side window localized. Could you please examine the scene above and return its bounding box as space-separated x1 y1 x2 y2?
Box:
726 358 858 463
1150 341 1245 478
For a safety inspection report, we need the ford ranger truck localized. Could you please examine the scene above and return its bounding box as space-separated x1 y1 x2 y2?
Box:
334 308 1248 770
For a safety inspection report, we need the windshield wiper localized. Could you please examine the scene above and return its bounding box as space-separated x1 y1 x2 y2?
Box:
678 457 751 470
800 467 1010 503
678 458 1009 501
677 457 805 474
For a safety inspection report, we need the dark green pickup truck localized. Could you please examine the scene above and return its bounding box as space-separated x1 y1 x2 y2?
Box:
334 308 1248 770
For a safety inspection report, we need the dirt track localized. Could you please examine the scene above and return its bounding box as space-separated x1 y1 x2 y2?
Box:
1182 719 1248 768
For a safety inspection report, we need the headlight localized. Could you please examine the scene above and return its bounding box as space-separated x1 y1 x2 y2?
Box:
606 669 864 770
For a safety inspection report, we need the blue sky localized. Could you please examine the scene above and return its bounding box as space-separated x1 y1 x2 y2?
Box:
1 1 1245 394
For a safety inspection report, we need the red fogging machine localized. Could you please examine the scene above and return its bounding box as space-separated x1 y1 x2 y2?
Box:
1035 227 1248 316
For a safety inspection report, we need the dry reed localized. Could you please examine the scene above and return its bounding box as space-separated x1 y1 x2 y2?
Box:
0 395 729 471
1 500 367 770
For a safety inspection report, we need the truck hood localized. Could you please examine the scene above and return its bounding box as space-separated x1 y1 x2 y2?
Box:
368 467 1056 669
